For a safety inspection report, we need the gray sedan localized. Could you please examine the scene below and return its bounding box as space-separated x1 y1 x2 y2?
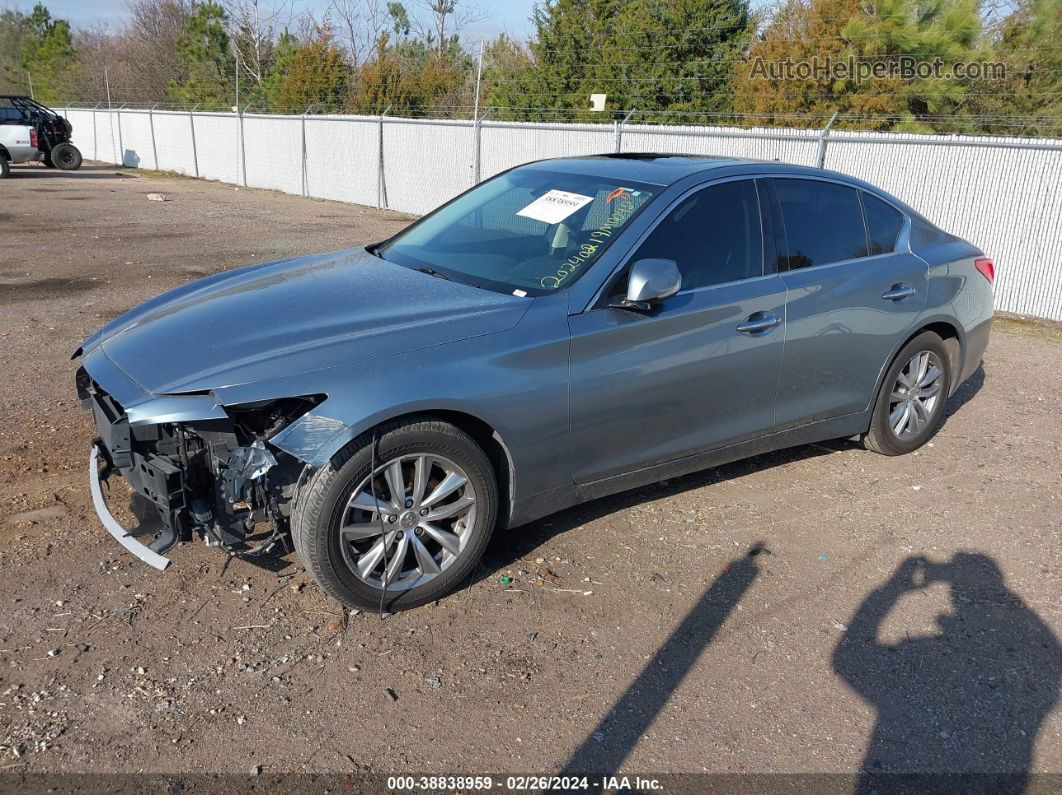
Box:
75 155 994 610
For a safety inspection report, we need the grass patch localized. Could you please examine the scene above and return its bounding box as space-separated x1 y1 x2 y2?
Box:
994 313 1062 343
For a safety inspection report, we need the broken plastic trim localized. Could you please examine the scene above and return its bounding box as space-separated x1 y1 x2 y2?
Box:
89 445 171 571
222 439 278 503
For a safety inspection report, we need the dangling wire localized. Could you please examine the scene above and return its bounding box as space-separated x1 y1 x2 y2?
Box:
371 427 388 617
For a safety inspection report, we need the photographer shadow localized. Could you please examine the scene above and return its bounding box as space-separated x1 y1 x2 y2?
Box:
833 553 1060 792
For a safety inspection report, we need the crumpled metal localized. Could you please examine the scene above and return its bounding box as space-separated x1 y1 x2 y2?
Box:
223 440 278 503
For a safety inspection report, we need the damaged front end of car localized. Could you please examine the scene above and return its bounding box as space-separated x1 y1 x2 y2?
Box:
75 360 323 570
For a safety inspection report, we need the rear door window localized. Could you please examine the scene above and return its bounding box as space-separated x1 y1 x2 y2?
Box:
862 192 905 254
773 179 868 267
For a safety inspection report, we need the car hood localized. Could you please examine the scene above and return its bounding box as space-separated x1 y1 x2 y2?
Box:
85 248 529 395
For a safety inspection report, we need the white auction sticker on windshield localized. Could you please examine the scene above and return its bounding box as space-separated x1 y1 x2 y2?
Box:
516 189 594 225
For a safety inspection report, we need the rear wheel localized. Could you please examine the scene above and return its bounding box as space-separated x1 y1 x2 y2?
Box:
292 418 498 611
50 142 82 171
0 158 8 179
864 331 952 456
43 153 57 168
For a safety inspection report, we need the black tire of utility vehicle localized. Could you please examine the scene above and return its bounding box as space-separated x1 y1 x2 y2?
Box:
0 158 9 179
863 331 952 456
43 153 56 168
50 142 82 171
292 418 498 611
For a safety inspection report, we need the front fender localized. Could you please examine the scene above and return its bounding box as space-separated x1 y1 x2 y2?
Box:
264 294 572 505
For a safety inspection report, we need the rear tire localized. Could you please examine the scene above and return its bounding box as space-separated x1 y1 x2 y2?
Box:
0 158 9 179
292 418 498 611
43 154 57 168
864 331 952 456
50 142 82 171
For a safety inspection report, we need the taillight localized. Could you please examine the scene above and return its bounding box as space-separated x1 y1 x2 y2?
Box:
974 257 995 285
29 128 37 148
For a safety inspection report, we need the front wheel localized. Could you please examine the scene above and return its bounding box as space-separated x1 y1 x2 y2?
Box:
292 418 498 611
864 331 952 456
50 142 82 171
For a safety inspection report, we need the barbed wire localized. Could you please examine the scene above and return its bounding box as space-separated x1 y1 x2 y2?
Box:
56 102 1062 135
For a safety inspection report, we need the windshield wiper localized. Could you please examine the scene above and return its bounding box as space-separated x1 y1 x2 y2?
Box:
417 265 451 281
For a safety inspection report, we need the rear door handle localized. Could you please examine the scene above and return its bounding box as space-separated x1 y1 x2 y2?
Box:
882 283 916 301
737 311 782 335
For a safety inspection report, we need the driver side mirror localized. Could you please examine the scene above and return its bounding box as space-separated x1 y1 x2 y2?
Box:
611 258 681 311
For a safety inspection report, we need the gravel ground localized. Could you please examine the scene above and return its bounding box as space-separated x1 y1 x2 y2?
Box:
0 164 1059 783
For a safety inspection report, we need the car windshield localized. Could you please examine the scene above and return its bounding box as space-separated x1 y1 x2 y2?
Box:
376 168 659 295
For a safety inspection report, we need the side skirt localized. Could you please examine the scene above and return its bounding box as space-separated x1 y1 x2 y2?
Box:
506 411 871 529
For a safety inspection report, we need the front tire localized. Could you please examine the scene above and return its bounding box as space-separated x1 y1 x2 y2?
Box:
864 331 952 456
292 418 498 611
50 142 82 171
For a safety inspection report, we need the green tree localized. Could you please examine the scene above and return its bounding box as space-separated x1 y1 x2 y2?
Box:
734 0 989 132
18 3 78 103
270 26 349 114
490 0 625 117
490 0 751 119
167 1 234 107
258 29 297 108
353 28 472 112
973 0 1062 134
387 2 412 38
0 8 33 94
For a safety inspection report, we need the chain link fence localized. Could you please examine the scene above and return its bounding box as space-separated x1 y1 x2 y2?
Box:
57 105 1062 322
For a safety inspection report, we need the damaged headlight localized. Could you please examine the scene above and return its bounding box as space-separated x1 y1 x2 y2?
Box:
223 395 326 439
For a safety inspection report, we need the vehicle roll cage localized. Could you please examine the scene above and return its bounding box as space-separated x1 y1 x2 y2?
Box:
0 94 62 120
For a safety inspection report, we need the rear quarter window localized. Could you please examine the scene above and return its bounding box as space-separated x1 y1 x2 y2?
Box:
862 192 905 254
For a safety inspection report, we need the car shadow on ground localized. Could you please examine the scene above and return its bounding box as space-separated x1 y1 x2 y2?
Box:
6 164 132 179
478 364 986 586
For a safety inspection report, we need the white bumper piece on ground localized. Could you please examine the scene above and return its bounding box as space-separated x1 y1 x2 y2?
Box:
89 445 171 571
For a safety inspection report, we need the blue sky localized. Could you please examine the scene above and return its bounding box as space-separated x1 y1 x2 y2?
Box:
21 0 539 42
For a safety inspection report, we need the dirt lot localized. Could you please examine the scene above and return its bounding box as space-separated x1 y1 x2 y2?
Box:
0 164 1059 784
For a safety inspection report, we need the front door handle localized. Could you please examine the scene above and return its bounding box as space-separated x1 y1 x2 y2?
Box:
737 311 782 335
882 283 916 301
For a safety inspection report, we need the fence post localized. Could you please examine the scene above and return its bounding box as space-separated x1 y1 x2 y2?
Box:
816 111 839 169
189 105 200 178
92 102 100 161
116 104 127 166
377 105 391 210
149 103 159 170
473 116 481 186
239 106 248 187
301 105 312 197
472 106 493 186
615 109 636 153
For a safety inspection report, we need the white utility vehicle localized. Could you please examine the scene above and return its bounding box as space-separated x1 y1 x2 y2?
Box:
1 95 82 178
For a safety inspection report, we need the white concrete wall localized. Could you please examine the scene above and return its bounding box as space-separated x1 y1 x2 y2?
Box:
59 107 1062 321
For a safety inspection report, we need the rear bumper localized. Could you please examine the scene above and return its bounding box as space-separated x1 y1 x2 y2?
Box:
959 317 992 385
89 445 171 571
9 149 44 164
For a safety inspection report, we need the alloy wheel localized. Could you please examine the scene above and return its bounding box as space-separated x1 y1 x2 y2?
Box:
338 454 477 591
888 350 944 440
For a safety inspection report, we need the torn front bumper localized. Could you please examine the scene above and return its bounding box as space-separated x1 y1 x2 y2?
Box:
89 445 172 571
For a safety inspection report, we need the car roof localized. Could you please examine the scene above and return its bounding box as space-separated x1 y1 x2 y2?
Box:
518 153 856 188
